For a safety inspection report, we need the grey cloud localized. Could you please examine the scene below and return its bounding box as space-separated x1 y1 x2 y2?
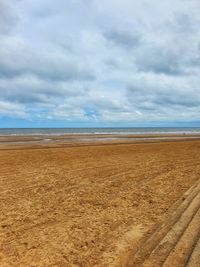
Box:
167 12 199 34
135 47 184 75
134 32 200 76
153 93 199 108
104 59 120 69
126 78 200 113
0 0 17 34
0 75 87 105
133 10 200 76
0 34 95 82
0 52 95 82
104 29 141 49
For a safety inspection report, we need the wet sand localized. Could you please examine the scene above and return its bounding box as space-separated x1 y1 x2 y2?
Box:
1 133 200 149
0 137 200 266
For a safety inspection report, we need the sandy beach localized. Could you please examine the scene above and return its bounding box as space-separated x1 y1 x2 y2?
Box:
0 137 200 266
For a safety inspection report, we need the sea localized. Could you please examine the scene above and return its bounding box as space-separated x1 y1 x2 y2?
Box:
0 127 200 136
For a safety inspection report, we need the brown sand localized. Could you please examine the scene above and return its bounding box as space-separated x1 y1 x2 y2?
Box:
0 139 200 266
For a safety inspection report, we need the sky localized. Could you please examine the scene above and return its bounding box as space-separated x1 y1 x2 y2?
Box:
0 0 200 128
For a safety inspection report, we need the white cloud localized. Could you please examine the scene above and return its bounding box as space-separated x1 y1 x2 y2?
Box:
0 100 27 118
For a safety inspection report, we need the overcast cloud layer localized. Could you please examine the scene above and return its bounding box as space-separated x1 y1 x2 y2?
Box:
0 0 200 126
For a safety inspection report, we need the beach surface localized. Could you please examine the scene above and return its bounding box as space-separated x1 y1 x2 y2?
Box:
0 136 200 266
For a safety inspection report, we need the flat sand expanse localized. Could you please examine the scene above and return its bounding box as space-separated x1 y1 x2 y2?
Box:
0 139 200 266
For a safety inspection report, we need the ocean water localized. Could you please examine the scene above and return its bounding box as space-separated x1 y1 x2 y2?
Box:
0 127 200 136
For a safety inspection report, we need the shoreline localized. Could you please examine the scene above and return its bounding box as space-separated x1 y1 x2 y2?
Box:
1 133 200 150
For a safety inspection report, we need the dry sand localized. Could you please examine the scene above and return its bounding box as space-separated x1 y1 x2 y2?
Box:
0 138 200 266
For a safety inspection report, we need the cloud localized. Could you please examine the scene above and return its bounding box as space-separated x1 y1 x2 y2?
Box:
125 74 200 121
1 0 200 124
104 29 141 49
0 100 27 118
0 74 88 105
134 45 184 75
0 36 95 81
0 0 17 34
51 102 86 121
134 13 200 76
